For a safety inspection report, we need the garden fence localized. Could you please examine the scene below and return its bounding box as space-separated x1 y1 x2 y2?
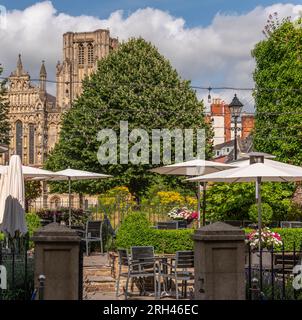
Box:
30 198 183 230
246 241 302 300
0 235 34 300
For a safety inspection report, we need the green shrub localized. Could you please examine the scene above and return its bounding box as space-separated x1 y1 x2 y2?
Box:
26 212 41 237
115 212 194 253
271 228 302 251
248 203 273 225
26 212 42 248
117 213 302 253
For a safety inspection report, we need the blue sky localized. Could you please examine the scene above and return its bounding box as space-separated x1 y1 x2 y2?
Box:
2 0 302 27
1 1 302 110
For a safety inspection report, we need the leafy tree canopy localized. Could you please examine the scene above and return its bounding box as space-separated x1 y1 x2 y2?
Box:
45 38 213 199
252 14 302 164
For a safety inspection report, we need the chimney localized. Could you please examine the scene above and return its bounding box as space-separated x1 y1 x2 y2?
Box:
241 114 255 139
224 104 231 142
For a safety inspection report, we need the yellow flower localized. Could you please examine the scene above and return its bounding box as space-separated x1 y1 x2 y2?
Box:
185 196 197 208
157 191 184 205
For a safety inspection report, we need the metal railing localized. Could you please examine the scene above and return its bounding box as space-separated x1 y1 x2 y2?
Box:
246 241 302 300
0 235 34 300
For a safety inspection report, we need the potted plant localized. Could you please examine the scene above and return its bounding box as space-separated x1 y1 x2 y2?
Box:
246 227 282 268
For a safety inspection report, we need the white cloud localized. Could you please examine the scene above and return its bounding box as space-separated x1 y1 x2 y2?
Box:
0 1 302 111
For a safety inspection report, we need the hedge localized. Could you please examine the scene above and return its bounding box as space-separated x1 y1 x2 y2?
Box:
271 228 302 251
116 212 302 253
115 212 194 253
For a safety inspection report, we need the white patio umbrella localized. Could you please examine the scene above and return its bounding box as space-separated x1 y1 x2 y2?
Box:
187 155 302 249
0 155 27 237
48 168 112 226
231 157 302 172
0 165 62 180
149 159 235 227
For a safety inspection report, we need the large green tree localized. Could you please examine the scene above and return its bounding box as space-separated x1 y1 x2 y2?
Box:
45 38 213 199
212 15 302 223
252 14 302 164
0 65 10 145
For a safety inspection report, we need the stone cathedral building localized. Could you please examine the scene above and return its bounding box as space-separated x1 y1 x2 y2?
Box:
5 29 118 167
4 29 118 208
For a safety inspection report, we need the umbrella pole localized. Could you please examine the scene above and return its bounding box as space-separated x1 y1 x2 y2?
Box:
202 182 206 226
256 177 262 251
197 182 201 228
68 177 71 227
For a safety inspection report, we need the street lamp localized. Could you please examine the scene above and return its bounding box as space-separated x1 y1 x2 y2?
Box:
228 94 243 160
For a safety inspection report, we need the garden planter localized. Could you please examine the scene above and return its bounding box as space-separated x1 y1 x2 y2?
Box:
250 249 273 269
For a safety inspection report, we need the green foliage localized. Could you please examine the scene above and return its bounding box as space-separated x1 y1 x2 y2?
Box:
252 15 302 164
25 212 41 237
248 203 273 225
116 213 302 253
286 202 302 221
272 228 302 251
45 37 213 199
206 182 295 221
0 66 10 144
115 211 194 253
25 212 41 249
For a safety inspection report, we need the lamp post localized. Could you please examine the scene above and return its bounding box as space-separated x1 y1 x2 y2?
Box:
228 94 243 160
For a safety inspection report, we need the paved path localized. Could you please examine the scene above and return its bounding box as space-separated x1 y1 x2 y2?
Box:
83 253 187 300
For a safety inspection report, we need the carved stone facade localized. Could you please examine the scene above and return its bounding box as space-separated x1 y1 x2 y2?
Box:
6 55 59 166
6 29 118 166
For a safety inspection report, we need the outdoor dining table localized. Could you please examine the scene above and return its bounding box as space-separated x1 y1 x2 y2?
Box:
123 252 176 298
155 254 177 297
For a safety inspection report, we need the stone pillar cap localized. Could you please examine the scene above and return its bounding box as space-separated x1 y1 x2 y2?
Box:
192 222 245 241
32 222 81 243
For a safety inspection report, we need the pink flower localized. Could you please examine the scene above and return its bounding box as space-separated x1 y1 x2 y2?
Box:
190 212 198 220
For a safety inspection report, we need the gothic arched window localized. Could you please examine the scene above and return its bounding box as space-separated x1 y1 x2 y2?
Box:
78 44 84 65
87 43 94 65
15 120 23 160
28 124 35 164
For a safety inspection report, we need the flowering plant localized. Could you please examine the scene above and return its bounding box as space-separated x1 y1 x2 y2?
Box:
247 227 282 250
168 207 198 223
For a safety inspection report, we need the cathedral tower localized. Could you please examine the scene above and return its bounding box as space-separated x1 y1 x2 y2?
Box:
56 29 118 110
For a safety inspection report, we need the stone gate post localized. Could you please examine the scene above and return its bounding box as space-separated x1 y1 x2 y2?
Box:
192 222 246 300
32 222 81 300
